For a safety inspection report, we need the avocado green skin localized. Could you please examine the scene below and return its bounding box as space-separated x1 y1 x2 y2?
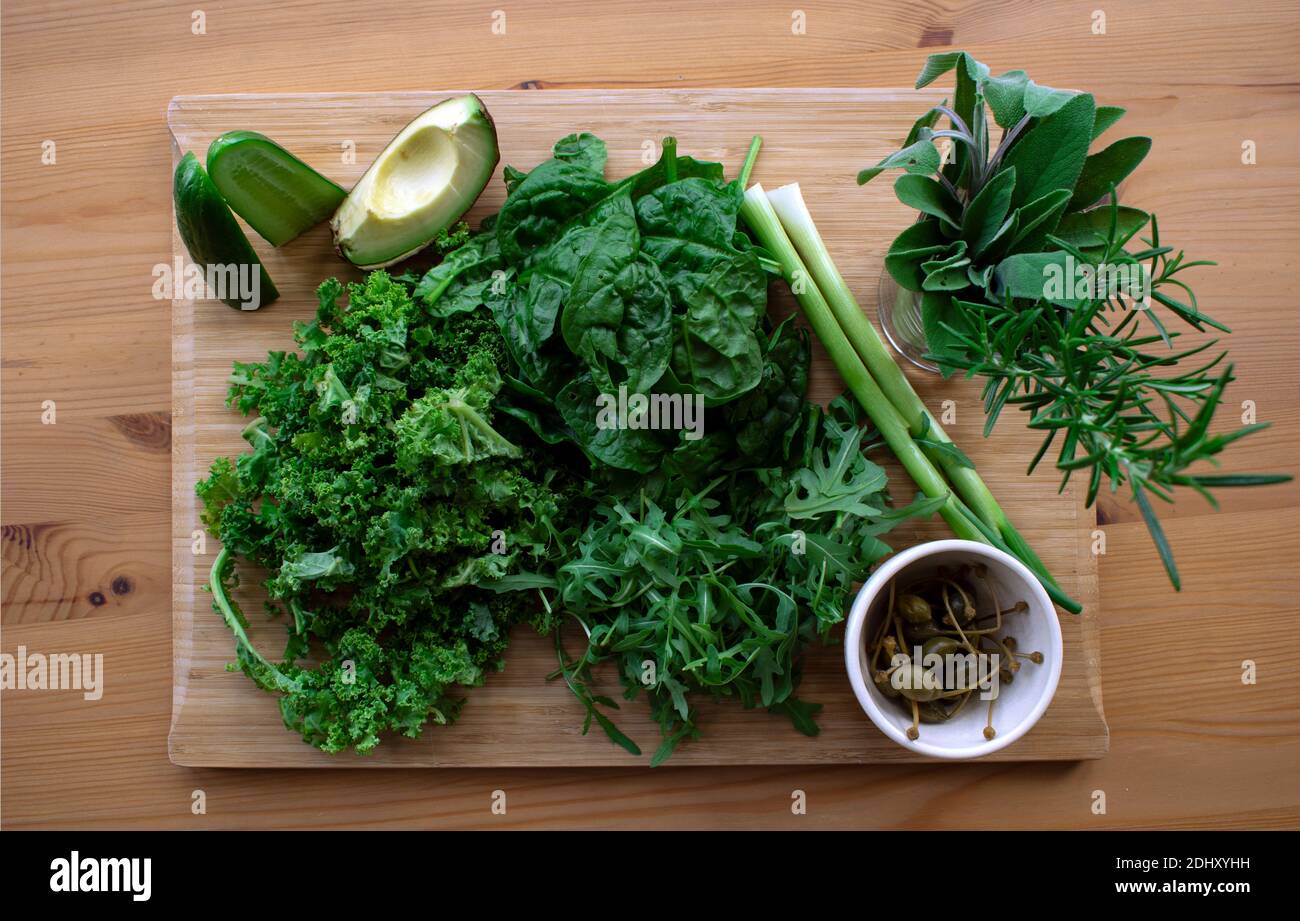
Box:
173 151 279 310
206 131 346 246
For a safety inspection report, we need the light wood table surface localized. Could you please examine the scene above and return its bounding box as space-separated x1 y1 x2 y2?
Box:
3 0 1298 829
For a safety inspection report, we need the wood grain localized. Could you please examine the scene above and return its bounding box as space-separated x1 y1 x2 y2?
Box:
167 90 1105 767
2 0 1298 827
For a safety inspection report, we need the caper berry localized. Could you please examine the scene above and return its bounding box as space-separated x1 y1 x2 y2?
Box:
897 593 932 624
921 636 962 659
896 664 944 702
918 700 954 723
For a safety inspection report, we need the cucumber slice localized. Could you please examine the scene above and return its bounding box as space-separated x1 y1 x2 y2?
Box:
173 151 279 310
207 131 346 246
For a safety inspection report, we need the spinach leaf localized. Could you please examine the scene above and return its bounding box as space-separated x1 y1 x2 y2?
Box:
551 132 608 172
634 177 767 403
495 136 612 264
668 252 765 404
620 138 725 198
554 372 668 473
635 177 746 296
725 317 811 465
560 208 673 393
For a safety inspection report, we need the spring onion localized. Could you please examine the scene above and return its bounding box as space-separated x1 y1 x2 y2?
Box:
740 180 1081 613
764 182 1068 601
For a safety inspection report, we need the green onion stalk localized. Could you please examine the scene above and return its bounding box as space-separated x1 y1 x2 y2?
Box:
739 176 1080 614
764 182 1066 600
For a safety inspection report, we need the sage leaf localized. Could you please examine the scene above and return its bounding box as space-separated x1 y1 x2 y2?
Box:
904 105 945 146
961 166 1017 255
921 241 972 292
1091 105 1127 140
914 51 965 88
999 92 1096 208
1053 206 1149 249
1023 81 1079 117
894 174 961 230
857 139 940 184
1069 136 1152 209
919 290 970 378
1007 188 1072 252
983 70 1030 129
884 219 950 291
991 251 1083 308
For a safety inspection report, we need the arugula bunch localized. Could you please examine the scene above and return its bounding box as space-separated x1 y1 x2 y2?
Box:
512 394 943 764
862 52 1291 587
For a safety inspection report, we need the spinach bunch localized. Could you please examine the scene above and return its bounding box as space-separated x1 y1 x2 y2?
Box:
417 134 772 476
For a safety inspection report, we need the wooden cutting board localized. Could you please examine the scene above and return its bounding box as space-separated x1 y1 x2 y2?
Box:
168 90 1107 767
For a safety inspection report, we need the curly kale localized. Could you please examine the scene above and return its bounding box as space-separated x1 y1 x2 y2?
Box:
198 271 583 754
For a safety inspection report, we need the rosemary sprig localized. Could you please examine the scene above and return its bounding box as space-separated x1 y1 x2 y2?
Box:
935 196 1290 588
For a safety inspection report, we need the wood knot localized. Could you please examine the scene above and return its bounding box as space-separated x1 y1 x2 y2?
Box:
108 411 172 452
919 27 953 48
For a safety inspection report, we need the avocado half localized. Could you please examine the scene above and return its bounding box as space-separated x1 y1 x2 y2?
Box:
331 94 499 269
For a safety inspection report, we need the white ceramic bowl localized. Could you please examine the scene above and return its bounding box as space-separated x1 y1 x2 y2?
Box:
843 539 1063 759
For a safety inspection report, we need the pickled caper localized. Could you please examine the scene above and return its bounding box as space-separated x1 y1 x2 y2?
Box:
897 593 932 624
921 635 962 659
864 566 1046 743
895 664 944 702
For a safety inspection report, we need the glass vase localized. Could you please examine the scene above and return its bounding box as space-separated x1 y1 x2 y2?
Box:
877 272 940 374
